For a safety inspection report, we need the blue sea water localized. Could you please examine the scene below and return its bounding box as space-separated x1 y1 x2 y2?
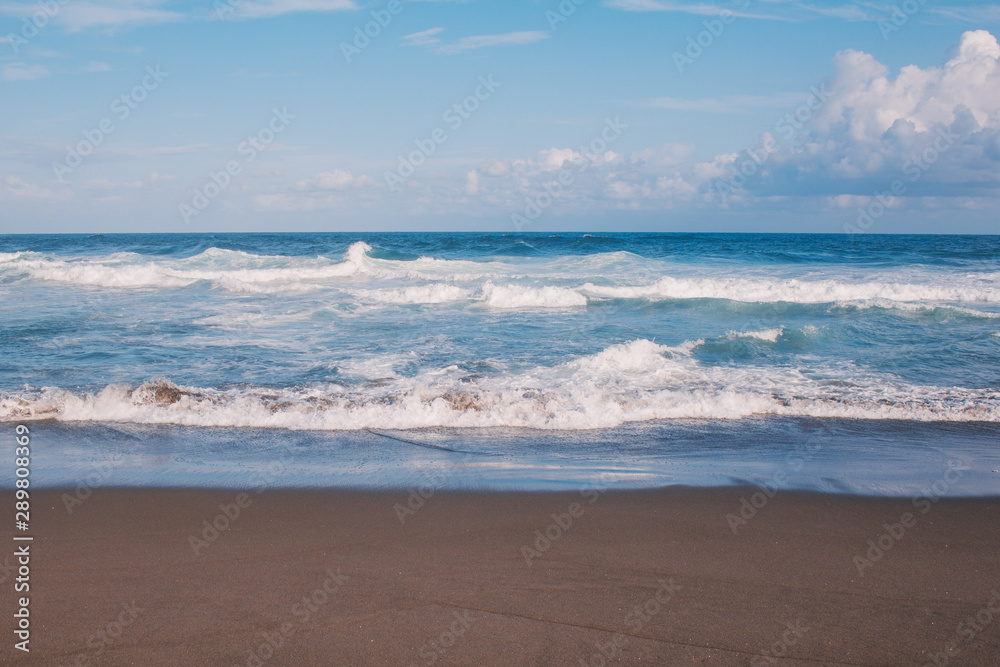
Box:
2 233 998 493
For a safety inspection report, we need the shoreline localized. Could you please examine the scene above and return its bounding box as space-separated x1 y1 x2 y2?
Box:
4 487 999 665
8 419 1000 497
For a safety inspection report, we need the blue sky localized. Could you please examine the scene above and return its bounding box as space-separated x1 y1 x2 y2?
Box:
1 0 999 233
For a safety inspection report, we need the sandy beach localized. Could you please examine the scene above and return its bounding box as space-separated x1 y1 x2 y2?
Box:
3 487 998 666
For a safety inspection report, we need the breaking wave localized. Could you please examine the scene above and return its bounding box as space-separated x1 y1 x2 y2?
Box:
3 242 996 318
3 338 997 429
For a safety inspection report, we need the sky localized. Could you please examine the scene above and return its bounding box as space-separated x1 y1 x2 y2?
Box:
1 0 999 234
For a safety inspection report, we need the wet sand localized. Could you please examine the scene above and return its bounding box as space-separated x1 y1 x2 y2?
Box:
3 487 999 665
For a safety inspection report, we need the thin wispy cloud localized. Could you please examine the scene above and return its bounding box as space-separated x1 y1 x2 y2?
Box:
0 0 356 32
402 27 549 55
227 0 357 20
601 0 798 21
604 0 1000 23
51 1 183 32
402 27 445 47
604 0 735 15
931 5 1000 23
2 63 50 81
791 2 877 21
603 0 880 22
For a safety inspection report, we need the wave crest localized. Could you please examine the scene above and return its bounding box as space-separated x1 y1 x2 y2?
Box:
4 339 996 429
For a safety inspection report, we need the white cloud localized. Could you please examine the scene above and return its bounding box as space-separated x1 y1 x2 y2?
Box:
603 0 729 15
735 30 1000 199
538 148 582 171
402 27 444 47
0 0 355 31
606 180 652 199
600 0 842 21
479 159 509 177
809 31 1000 141
631 143 694 167
226 0 357 20
601 0 1000 22
316 170 355 190
51 1 183 32
931 5 1000 23
297 169 362 191
440 30 549 54
293 170 374 195
2 63 49 81
0 174 63 200
434 31 1000 217
403 28 549 54
464 169 479 195
148 171 175 183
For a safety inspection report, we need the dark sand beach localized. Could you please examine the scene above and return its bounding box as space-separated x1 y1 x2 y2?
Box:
3 487 999 666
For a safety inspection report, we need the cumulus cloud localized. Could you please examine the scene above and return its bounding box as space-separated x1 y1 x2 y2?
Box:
430 145 637 213
435 31 1000 218
538 148 582 171
12 27 995 227
630 143 694 167
812 30 1000 140
296 169 372 191
732 29 1000 199
464 170 479 195
236 31 1000 222
478 159 509 177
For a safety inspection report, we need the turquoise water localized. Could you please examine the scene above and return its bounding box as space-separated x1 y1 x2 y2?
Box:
2 233 998 492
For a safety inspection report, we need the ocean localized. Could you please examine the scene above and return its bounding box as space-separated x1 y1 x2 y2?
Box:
2 232 998 493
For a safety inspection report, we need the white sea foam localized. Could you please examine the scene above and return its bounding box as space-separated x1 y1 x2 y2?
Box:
834 299 1000 318
21 258 195 288
4 242 375 291
1 242 528 293
582 276 999 304
4 244 997 314
358 284 472 304
728 327 784 343
352 282 588 308
3 339 996 430
478 281 587 309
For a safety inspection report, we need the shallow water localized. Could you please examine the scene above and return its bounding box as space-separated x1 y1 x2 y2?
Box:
6 418 998 495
